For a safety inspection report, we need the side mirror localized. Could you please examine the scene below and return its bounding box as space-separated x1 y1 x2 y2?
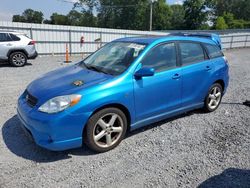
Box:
134 67 155 78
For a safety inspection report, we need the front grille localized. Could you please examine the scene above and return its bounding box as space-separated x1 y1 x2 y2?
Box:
26 91 38 108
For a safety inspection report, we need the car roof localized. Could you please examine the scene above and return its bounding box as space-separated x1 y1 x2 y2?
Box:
115 35 218 46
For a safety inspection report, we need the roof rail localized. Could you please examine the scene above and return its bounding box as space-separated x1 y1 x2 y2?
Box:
169 32 222 49
0 30 21 33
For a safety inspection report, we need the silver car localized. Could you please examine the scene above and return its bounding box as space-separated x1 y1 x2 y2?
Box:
0 31 38 67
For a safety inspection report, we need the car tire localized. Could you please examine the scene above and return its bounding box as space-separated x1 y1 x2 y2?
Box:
84 108 127 152
9 52 27 67
204 83 223 112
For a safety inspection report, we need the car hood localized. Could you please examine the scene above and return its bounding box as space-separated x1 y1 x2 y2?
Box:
27 64 113 100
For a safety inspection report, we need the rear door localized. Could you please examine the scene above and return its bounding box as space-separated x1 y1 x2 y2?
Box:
0 33 14 59
178 41 213 107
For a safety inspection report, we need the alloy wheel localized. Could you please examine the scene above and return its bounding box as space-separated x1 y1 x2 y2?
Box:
207 86 222 110
12 53 26 66
93 113 124 148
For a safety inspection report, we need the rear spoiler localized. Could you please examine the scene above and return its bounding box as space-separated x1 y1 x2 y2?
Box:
169 32 222 49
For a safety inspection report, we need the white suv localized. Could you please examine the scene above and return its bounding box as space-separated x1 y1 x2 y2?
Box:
0 31 38 67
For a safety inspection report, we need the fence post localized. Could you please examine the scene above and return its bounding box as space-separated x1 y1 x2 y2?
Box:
244 35 248 48
30 27 33 39
230 35 234 49
100 32 103 47
69 29 72 56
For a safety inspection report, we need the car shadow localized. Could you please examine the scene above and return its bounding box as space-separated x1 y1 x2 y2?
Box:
221 102 246 106
1 115 96 163
198 168 250 188
0 62 32 67
5 100 244 163
2 109 200 162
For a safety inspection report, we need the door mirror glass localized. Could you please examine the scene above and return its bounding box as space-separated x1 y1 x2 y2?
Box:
134 67 155 78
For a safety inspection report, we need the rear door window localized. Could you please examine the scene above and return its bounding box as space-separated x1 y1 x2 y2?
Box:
0 33 12 42
204 44 223 59
179 42 205 66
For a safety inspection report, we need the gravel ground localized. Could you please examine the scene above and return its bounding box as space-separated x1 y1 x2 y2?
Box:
0 49 249 188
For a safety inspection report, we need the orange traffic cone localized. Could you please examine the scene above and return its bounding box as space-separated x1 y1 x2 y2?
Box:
64 43 72 63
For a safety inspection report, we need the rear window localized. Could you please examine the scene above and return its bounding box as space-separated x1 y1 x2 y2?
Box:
179 42 205 65
205 44 223 59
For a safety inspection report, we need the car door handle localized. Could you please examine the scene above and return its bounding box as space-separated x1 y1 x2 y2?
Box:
6 43 13 46
172 73 181 79
206 66 212 71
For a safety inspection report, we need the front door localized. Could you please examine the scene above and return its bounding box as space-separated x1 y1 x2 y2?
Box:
133 42 182 122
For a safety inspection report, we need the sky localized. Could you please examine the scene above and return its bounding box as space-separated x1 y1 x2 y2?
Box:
0 0 183 22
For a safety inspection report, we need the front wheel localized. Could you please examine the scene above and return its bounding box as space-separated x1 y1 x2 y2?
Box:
84 108 127 152
204 83 223 112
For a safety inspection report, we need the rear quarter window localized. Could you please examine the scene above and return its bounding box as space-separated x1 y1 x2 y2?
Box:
10 34 21 41
204 44 223 59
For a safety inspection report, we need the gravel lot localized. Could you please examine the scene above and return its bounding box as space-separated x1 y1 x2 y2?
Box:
0 49 249 188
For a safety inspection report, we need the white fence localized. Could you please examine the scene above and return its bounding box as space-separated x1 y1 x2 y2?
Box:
0 21 250 55
0 21 167 55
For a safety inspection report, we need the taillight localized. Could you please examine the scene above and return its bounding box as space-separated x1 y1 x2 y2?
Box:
28 40 35 45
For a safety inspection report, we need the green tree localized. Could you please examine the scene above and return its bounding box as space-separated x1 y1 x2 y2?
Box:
12 15 25 22
50 13 69 25
183 0 208 29
67 10 84 26
205 0 250 23
73 0 98 27
231 0 250 21
97 0 149 30
170 4 185 29
12 9 44 23
152 0 172 30
215 16 228 29
222 12 234 28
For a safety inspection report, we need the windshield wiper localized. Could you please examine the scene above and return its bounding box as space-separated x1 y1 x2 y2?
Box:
87 65 112 75
80 61 88 68
80 61 113 75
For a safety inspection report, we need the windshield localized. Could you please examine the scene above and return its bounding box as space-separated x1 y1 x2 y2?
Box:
80 42 146 75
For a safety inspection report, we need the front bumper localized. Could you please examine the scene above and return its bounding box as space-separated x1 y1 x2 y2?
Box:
17 95 89 151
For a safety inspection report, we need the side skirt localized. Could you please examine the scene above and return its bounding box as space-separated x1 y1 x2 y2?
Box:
130 103 204 131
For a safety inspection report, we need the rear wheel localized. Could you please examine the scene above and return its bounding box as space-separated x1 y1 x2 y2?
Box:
204 83 223 112
9 52 27 67
84 108 127 152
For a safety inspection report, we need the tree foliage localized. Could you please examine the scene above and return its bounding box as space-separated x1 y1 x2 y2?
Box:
152 0 172 30
215 16 228 30
13 9 44 23
12 0 250 30
170 4 185 30
183 0 208 29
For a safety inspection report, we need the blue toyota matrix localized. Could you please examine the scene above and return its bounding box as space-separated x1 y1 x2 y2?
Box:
17 33 229 152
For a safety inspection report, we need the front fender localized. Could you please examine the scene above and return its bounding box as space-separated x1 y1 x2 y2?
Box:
71 75 135 126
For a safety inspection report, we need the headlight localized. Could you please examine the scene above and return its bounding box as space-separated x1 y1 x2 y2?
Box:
38 94 81 114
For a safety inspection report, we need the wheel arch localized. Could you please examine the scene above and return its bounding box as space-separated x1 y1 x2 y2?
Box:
7 49 28 58
213 79 225 91
83 103 131 135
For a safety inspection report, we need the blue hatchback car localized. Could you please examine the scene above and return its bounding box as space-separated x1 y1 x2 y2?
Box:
17 33 229 152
